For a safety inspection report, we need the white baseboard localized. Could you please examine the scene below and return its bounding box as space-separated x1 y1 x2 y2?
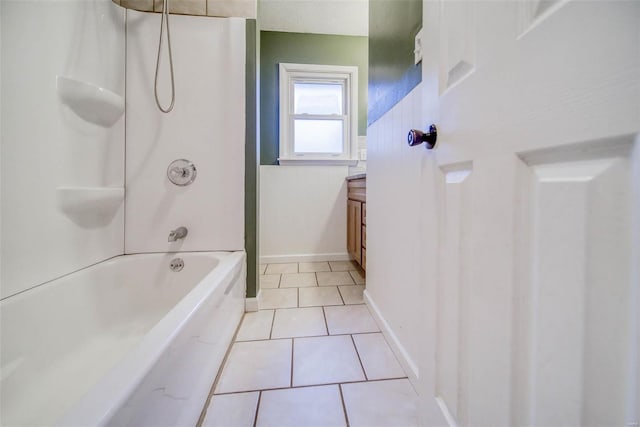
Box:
245 289 261 312
364 289 419 384
259 252 351 264
364 292 453 427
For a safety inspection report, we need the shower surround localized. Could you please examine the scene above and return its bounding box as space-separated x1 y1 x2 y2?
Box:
1 1 249 425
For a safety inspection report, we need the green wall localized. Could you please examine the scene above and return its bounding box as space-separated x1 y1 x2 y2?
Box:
368 0 422 124
260 31 368 165
245 19 259 298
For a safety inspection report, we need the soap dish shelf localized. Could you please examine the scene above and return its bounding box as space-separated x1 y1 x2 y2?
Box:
57 76 124 127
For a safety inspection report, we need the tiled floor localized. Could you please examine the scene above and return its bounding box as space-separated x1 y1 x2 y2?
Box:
201 262 421 427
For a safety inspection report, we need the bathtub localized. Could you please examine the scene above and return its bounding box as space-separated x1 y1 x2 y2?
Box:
0 251 246 427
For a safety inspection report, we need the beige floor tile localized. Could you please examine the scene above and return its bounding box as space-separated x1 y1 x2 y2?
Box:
324 305 379 335
259 288 298 310
316 271 355 286
341 379 420 427
280 272 317 288
256 385 346 427
215 340 292 393
329 261 359 272
271 307 327 339
259 264 267 275
260 274 281 289
349 269 365 285
292 335 365 387
338 285 365 305
299 287 344 307
265 263 298 274
202 392 259 427
236 310 274 342
298 261 331 273
352 333 406 380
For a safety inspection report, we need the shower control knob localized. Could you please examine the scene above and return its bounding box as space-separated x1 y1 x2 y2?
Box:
408 125 438 149
167 159 197 186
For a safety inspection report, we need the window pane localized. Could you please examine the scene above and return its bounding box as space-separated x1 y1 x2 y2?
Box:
294 83 343 115
294 120 343 153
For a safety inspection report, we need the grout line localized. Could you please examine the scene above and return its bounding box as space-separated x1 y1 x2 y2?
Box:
296 302 344 309
338 384 350 427
211 377 410 396
234 336 296 344
252 391 262 427
322 306 330 335
235 330 376 343
268 309 276 340
277 273 282 288
350 334 368 381
350 331 382 337
337 286 346 305
274 332 330 340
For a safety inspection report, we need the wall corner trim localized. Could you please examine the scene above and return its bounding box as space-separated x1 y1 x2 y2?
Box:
245 290 261 312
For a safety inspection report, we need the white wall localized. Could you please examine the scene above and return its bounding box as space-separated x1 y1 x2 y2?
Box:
0 1 125 299
259 165 350 263
125 11 245 254
364 85 429 382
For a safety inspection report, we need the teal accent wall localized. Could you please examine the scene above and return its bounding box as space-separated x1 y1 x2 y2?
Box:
260 31 368 165
245 19 259 298
368 0 422 125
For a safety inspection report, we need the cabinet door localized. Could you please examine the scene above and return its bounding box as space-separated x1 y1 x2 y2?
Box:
354 202 362 264
347 200 356 258
347 200 362 264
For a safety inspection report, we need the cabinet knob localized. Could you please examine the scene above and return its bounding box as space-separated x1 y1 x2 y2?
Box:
408 124 437 149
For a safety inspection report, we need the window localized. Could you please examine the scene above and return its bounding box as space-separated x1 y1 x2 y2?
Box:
278 63 358 165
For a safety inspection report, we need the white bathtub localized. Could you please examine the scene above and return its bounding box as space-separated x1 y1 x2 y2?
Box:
0 251 246 427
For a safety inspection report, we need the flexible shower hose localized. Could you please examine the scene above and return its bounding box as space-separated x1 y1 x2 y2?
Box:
154 0 175 113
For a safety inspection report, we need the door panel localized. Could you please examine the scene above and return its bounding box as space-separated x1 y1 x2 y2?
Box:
439 0 476 93
516 138 634 426
436 164 473 426
420 1 640 426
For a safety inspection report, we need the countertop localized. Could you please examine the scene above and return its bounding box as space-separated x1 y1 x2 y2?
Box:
346 173 366 181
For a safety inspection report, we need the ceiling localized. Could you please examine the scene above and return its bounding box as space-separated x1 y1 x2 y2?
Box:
258 0 369 37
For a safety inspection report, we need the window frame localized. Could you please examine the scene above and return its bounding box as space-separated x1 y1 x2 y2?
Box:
278 63 358 165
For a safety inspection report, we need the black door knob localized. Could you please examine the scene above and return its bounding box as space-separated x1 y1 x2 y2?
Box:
408 124 437 149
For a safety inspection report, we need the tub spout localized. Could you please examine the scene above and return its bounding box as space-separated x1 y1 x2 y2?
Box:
168 226 188 242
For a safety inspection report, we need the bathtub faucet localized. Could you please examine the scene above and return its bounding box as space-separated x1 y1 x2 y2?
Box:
168 226 188 242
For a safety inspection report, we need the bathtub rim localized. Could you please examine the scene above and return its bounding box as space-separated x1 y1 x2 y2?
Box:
55 250 246 427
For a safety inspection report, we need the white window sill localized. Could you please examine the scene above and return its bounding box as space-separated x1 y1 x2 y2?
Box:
278 158 358 166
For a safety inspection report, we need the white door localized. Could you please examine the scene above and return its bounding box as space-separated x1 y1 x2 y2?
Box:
419 1 639 426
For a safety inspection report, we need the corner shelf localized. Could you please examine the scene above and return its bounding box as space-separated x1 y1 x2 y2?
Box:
57 76 124 127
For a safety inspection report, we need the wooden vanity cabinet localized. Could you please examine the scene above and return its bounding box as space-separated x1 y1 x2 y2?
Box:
346 176 366 270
